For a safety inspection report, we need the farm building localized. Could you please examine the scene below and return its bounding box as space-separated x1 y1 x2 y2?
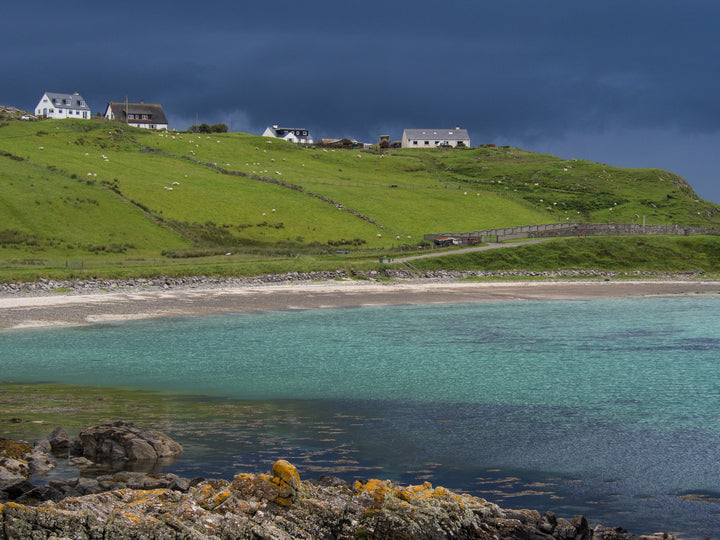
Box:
401 127 470 148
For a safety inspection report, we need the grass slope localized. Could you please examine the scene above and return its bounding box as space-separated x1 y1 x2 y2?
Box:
410 235 720 274
1 117 719 278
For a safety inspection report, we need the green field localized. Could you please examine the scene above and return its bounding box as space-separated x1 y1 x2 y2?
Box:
1 117 719 280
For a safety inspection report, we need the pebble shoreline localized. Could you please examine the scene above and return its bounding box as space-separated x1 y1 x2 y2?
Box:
0 268 712 296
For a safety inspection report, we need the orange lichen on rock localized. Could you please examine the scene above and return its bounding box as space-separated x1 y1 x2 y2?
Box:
270 459 302 506
272 459 301 492
354 478 393 505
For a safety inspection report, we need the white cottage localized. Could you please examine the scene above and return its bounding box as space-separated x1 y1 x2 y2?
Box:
35 92 91 119
262 125 313 144
401 127 470 148
104 102 168 130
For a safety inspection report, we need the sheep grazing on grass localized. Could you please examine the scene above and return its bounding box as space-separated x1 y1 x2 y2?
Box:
377 233 382 238
172 182 179 186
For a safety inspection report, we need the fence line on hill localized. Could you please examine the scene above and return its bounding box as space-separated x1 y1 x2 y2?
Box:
423 222 720 244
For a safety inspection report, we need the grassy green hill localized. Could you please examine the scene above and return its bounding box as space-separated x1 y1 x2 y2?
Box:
1 117 719 279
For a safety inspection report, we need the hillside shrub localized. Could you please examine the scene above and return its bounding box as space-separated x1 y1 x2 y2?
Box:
0 230 39 246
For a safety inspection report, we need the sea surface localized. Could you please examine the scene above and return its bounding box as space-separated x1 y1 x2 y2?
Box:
2 295 720 538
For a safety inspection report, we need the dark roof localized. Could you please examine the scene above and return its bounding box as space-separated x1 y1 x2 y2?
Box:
106 102 168 125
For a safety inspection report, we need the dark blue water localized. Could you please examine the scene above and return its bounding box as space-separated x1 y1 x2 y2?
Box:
2 296 719 538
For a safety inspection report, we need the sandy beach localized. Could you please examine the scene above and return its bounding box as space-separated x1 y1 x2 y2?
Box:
1 279 719 330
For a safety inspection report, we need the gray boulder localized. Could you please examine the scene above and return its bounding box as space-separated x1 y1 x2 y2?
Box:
70 421 183 463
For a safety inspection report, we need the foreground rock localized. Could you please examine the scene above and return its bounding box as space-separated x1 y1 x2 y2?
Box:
0 460 675 540
1 423 183 504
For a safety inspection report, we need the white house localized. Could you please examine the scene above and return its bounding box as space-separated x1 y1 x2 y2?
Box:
104 101 168 130
35 92 91 119
401 127 471 148
262 125 313 144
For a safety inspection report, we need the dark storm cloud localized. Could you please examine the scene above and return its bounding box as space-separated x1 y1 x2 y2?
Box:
3 0 720 200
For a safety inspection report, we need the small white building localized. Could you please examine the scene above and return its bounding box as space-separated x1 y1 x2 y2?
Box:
35 92 91 119
104 102 168 130
401 127 471 148
262 125 313 144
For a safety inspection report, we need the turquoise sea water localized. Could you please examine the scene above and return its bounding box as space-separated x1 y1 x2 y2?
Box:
2 295 720 538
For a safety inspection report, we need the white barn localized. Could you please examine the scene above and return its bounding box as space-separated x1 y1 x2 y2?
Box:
401 127 470 148
262 125 313 144
35 92 91 119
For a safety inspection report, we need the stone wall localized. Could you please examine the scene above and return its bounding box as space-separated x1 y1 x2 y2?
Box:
424 222 720 244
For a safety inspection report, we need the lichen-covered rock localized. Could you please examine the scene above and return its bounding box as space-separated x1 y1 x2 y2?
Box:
70 421 183 463
0 460 678 540
1 438 56 503
270 459 302 506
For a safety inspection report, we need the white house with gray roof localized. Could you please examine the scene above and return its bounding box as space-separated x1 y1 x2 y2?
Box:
262 125 313 144
401 127 470 148
35 92 91 120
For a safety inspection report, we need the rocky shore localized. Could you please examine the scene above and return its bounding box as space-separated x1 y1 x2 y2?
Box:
0 268 713 297
1 424 680 539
